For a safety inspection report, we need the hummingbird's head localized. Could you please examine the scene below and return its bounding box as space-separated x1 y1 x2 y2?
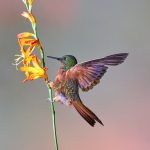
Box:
47 55 77 70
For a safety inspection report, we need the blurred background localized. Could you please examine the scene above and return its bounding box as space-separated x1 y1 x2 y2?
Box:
0 0 150 150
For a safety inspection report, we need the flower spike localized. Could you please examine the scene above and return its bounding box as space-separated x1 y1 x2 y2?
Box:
22 0 34 13
14 1 59 149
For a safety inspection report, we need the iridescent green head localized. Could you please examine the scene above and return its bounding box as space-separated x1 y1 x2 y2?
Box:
47 55 78 70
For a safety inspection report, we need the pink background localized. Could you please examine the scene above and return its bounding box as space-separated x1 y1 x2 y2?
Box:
0 0 150 150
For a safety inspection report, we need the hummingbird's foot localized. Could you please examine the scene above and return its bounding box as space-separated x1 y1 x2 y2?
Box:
52 93 71 106
47 80 54 88
53 95 61 102
48 98 55 103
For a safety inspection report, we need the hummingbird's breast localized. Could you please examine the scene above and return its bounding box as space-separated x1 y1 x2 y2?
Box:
63 80 80 100
53 68 80 101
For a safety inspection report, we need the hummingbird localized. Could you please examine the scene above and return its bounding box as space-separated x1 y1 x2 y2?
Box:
47 53 128 127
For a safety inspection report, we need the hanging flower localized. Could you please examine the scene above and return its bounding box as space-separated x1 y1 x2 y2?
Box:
20 55 48 82
21 11 36 27
14 0 48 83
13 36 40 68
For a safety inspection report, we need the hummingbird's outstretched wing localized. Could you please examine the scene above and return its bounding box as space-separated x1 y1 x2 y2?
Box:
66 53 128 91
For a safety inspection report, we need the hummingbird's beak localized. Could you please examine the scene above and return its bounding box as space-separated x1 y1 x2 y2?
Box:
47 56 61 61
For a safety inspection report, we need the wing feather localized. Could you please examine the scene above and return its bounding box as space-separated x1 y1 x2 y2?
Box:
65 53 128 91
66 63 107 91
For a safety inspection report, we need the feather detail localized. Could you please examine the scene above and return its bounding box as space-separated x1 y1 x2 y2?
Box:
72 100 104 126
86 53 129 66
100 53 128 65
65 53 128 91
67 65 107 91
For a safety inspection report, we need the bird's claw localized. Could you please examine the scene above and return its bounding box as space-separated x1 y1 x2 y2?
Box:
48 98 54 103
47 80 54 88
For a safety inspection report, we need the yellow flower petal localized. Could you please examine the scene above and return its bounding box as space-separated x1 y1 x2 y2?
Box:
18 38 39 47
31 55 42 69
21 11 36 25
20 56 48 82
28 0 33 7
17 37 40 66
23 55 33 66
18 38 38 58
18 32 35 39
20 66 38 73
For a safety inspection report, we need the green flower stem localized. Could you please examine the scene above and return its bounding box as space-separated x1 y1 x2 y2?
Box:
23 0 29 10
33 24 45 68
23 1 59 149
47 85 59 150
34 20 59 150
39 46 45 68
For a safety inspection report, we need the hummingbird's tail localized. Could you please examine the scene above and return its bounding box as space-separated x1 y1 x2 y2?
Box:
72 100 104 127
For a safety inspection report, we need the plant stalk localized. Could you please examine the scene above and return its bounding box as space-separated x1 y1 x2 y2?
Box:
25 1 59 149
48 86 59 150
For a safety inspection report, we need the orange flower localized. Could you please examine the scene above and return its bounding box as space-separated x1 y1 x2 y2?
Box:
13 31 41 68
18 38 38 47
18 32 35 39
18 33 40 64
20 55 48 82
21 11 36 26
22 46 35 66
18 32 39 50
13 38 38 67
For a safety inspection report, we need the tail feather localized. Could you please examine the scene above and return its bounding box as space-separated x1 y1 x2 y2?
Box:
72 100 104 127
